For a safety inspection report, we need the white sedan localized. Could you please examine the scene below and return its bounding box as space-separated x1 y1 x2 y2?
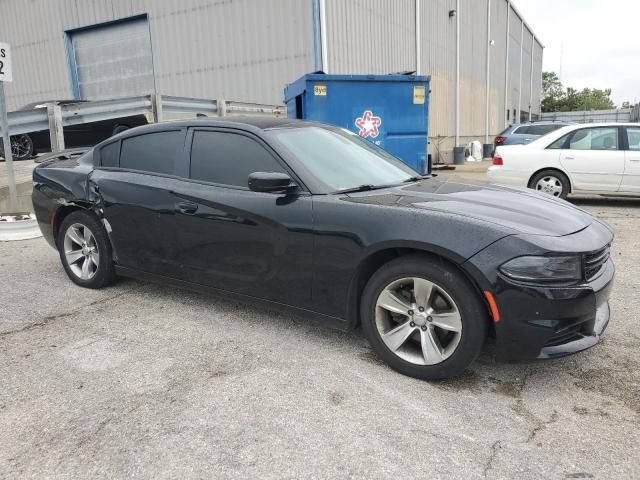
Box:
488 122 640 198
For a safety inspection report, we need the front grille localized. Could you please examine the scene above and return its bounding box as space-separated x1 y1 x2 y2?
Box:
583 245 610 281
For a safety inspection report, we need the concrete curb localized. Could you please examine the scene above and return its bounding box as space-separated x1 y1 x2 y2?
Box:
0 215 42 241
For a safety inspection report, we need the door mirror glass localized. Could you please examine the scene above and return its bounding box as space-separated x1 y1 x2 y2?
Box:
248 172 294 193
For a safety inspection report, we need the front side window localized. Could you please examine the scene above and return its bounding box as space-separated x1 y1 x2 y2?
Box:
569 127 619 151
119 131 182 175
270 126 417 191
190 131 286 187
626 127 640 151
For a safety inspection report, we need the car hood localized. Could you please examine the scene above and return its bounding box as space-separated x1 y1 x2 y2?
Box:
345 176 593 237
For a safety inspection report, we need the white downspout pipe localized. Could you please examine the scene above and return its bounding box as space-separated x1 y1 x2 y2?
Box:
504 0 510 127
319 0 329 73
485 0 491 144
415 0 421 75
517 18 523 123
529 31 535 120
455 0 460 148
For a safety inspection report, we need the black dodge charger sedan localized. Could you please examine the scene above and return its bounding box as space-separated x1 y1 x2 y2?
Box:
32 118 614 380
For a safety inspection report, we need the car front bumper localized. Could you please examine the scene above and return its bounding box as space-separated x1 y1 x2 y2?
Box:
492 258 613 361
464 219 615 362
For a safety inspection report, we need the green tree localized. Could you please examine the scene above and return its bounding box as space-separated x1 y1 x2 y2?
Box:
541 71 564 112
541 72 616 112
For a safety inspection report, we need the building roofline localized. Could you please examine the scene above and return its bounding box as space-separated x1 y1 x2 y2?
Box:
508 0 545 49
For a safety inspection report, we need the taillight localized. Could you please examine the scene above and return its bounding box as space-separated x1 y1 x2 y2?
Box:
493 156 503 166
495 136 507 144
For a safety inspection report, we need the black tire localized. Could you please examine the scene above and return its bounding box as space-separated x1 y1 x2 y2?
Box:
528 169 570 199
112 124 130 136
57 210 116 289
0 134 34 161
360 254 488 380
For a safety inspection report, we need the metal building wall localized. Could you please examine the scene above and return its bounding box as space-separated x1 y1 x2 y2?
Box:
489 0 508 136
324 0 416 74
0 0 543 162
0 0 316 110
418 0 456 151
459 0 490 141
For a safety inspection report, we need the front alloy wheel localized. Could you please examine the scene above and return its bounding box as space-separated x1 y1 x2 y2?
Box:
375 277 462 365
361 255 487 380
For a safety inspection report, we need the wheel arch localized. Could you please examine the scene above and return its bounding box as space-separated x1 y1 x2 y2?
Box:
344 243 494 333
528 167 572 194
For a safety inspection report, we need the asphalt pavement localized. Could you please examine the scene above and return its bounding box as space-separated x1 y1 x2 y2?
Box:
0 168 638 479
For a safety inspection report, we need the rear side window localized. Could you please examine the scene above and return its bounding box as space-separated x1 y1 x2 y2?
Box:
527 124 562 136
120 131 182 175
547 133 570 149
100 141 119 167
626 127 640 151
512 126 530 135
190 131 285 187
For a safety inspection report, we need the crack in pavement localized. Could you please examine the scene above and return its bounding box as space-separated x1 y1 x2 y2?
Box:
526 410 559 443
0 289 134 338
483 440 502 478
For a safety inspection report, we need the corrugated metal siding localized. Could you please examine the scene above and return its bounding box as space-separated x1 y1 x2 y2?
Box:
419 0 455 143
325 0 415 74
507 8 522 123
459 0 488 138
531 38 543 117
0 0 544 161
520 27 533 117
490 0 508 134
0 0 315 109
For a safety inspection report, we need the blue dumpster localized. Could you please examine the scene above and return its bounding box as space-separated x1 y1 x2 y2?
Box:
284 73 430 173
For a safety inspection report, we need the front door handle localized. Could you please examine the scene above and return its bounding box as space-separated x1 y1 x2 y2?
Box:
564 156 575 160
176 201 198 215
629 158 640 162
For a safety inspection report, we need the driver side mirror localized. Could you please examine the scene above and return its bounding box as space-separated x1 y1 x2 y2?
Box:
248 172 296 193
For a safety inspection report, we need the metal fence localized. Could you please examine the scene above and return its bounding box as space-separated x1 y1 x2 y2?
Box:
0 94 287 151
540 107 639 124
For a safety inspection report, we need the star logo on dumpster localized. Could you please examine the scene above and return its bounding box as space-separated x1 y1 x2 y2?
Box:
355 110 382 139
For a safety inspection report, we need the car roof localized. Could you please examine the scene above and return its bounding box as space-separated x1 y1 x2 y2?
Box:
99 116 325 147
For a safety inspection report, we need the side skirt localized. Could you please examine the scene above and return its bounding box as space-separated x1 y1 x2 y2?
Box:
114 266 351 332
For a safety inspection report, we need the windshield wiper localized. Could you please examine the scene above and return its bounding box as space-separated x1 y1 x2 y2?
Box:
403 174 430 183
332 184 393 194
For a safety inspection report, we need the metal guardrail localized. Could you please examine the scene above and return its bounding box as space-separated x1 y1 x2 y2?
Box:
0 94 287 150
540 108 638 124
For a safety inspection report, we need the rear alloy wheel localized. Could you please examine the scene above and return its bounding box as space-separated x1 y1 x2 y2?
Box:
529 169 570 199
63 223 100 281
58 210 116 289
361 255 487 380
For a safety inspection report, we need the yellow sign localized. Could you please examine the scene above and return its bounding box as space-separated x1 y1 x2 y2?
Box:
413 86 426 104
314 84 327 96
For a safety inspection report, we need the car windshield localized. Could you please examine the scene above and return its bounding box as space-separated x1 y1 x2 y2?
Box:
270 126 419 192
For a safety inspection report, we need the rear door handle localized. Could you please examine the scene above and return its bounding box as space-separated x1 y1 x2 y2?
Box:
629 158 640 162
564 156 575 160
176 200 198 215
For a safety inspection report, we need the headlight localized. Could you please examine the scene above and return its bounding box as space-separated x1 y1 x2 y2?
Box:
499 255 582 282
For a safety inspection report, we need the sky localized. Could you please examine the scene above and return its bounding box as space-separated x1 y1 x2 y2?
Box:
513 0 639 106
